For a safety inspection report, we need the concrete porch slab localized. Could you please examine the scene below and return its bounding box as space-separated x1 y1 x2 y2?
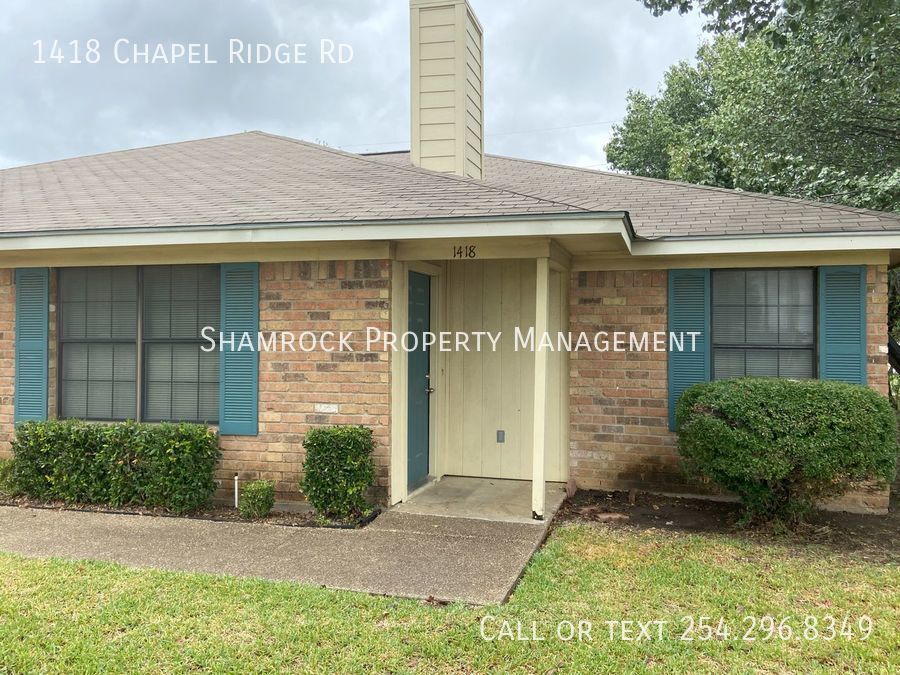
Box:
393 476 567 524
0 502 555 605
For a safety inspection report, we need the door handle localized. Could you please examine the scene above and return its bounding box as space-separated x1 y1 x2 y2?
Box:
425 374 435 395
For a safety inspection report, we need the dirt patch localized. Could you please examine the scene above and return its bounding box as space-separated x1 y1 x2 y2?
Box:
561 490 741 533
0 496 379 529
560 489 900 562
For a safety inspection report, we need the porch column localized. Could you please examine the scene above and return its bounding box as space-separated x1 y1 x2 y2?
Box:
531 257 550 519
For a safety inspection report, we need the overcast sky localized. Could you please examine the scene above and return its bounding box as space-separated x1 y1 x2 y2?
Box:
0 0 705 171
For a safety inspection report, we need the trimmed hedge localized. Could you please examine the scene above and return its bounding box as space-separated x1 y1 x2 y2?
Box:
300 425 375 519
11 420 220 514
0 457 16 497
676 378 899 523
239 479 276 519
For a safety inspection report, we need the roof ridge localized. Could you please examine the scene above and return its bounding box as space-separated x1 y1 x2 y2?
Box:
0 131 260 173
487 153 900 221
252 132 591 214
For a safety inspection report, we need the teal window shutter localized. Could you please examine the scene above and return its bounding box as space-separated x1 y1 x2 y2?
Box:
818 265 867 385
219 263 259 435
15 268 49 422
667 269 710 430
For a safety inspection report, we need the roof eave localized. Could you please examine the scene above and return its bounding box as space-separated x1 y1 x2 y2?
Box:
0 211 634 254
633 229 900 256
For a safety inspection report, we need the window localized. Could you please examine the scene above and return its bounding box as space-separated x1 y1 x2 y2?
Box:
59 265 220 423
711 269 815 380
59 267 138 420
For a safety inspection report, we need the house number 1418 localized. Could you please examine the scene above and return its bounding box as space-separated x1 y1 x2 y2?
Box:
452 245 477 259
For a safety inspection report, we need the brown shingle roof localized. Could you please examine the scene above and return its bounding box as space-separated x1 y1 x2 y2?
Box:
0 132 582 235
1 131 897 238
376 152 900 238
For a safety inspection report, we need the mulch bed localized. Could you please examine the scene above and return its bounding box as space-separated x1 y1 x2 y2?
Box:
0 495 379 529
560 489 900 562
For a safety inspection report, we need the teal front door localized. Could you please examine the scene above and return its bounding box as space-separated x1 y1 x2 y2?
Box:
407 271 431 491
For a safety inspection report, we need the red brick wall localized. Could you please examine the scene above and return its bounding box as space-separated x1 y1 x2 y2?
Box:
568 265 891 508
568 270 705 495
1 263 392 503
0 270 14 456
218 260 392 503
1 260 889 512
867 264 889 396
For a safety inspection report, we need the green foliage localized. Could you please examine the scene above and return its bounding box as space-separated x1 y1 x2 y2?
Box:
300 426 375 519
11 420 220 514
610 4 899 212
238 480 276 519
890 268 900 341
604 91 675 179
638 0 896 49
0 457 17 497
676 378 899 523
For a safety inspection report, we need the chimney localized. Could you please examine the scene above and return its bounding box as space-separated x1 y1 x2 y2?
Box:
410 0 484 179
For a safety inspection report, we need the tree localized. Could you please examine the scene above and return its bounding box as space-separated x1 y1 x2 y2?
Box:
603 92 673 178
637 0 897 48
605 61 713 179
605 29 899 211
616 0 900 351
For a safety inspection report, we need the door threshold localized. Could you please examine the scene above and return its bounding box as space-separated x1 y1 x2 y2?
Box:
405 475 440 502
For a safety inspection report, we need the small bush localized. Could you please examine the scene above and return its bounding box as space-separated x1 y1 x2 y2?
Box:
300 426 375 519
11 420 220 514
676 378 899 524
0 457 17 497
239 479 276 519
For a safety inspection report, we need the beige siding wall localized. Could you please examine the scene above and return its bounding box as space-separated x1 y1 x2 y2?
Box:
463 7 484 179
442 259 566 481
410 0 484 178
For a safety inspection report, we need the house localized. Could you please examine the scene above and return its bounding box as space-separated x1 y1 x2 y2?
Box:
1 0 897 517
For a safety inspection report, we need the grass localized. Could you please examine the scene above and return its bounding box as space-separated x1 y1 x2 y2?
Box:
0 523 897 673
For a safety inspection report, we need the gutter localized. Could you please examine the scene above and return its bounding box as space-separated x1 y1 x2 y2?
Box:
3 207 897 258
643 229 900 243
0 210 635 254
632 230 900 256
0 210 632 239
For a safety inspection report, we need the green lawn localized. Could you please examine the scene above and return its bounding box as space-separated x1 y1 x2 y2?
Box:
0 523 897 673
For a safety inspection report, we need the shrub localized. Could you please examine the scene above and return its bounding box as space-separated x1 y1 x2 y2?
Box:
0 457 16 497
676 378 899 524
239 479 276 519
300 425 375 519
11 420 220 514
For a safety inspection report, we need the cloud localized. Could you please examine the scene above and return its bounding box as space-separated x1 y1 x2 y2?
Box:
0 0 704 169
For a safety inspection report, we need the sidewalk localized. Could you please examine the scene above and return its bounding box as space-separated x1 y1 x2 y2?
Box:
0 506 551 605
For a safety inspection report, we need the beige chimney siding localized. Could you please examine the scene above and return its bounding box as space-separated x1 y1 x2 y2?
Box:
410 0 485 179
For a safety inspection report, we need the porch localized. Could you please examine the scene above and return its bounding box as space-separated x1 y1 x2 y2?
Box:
393 476 568 524
388 231 629 520
388 235 622 521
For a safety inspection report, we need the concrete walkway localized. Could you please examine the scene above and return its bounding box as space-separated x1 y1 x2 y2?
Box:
395 476 567 524
0 506 551 605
